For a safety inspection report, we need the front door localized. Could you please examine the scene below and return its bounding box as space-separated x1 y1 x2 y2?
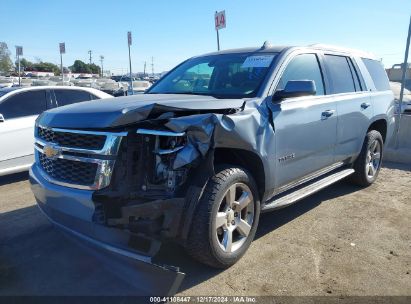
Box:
270 53 338 189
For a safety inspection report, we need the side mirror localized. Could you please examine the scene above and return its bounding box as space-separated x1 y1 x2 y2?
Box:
0 114 4 123
273 80 316 101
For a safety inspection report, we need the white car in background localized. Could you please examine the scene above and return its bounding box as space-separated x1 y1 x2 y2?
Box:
0 86 112 176
390 81 411 113
132 80 151 94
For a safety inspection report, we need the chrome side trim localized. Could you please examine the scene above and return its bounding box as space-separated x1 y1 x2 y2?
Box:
137 128 185 137
263 168 355 212
274 161 345 196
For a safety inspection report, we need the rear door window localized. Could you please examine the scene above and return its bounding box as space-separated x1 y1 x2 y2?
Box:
277 53 325 95
325 55 356 94
361 58 390 91
54 89 92 107
0 90 47 119
347 58 363 91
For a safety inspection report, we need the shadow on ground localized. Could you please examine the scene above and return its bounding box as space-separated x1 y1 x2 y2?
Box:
0 171 28 186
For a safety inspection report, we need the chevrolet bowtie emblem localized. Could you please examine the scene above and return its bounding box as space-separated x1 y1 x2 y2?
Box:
43 145 60 158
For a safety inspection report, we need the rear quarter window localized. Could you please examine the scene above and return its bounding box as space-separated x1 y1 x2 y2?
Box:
361 58 390 91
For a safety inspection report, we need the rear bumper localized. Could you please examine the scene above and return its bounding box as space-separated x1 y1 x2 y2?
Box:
29 163 185 295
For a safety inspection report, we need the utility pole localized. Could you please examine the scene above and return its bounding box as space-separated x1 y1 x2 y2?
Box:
396 15 411 149
127 31 133 94
399 16 411 115
100 55 104 78
151 56 154 77
59 43 65 82
88 50 92 64
143 61 146 77
15 46 23 86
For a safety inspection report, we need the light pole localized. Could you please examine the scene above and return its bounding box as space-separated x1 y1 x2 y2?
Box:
15 46 22 86
88 50 92 64
127 31 133 94
59 43 65 82
100 55 104 78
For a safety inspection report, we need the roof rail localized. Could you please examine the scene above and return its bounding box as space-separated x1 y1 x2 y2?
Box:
308 43 376 59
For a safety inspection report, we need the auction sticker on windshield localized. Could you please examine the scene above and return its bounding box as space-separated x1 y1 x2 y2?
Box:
241 55 275 68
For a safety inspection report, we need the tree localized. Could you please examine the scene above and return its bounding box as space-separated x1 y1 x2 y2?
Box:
19 58 33 71
0 42 13 74
88 63 101 75
17 58 60 74
70 60 91 73
69 60 100 75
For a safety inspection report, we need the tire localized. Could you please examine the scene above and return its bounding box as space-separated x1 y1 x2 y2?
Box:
349 130 383 187
185 166 260 269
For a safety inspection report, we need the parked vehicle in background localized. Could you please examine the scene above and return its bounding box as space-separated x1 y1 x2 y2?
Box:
132 80 151 94
30 43 394 270
100 82 128 97
0 86 112 176
0 78 16 88
386 63 411 82
390 81 411 113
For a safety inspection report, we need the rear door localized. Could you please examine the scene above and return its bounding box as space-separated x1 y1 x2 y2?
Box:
0 90 49 169
272 52 338 189
323 54 373 162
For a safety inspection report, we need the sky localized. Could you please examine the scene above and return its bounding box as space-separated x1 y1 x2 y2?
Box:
1 0 410 74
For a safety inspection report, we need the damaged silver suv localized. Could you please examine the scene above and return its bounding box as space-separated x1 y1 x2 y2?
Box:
30 43 394 269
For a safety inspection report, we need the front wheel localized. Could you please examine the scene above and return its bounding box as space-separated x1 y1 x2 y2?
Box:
185 166 260 269
349 130 383 186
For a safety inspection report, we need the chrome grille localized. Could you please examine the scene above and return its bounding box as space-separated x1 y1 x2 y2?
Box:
37 126 106 150
35 126 127 190
39 153 98 186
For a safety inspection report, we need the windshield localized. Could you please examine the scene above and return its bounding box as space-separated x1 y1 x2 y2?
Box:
148 53 278 98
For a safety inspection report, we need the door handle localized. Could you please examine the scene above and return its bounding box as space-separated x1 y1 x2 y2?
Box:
321 110 335 119
361 102 371 109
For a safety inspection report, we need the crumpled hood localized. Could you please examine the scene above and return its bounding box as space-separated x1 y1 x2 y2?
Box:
38 94 245 129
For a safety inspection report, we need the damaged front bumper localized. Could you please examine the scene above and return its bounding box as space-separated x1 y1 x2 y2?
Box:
29 163 185 296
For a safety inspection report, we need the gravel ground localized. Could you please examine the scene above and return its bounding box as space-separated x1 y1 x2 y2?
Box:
0 163 410 296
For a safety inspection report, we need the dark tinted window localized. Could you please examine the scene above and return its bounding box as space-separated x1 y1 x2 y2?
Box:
277 53 325 95
325 55 356 94
54 89 91 107
347 58 362 91
362 58 390 91
0 90 47 119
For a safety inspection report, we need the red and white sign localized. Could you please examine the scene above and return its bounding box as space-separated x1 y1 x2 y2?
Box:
128 31 132 46
215 10 226 30
59 42 66 54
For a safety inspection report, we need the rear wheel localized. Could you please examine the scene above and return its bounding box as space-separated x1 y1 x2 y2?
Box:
185 166 260 269
349 130 383 186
